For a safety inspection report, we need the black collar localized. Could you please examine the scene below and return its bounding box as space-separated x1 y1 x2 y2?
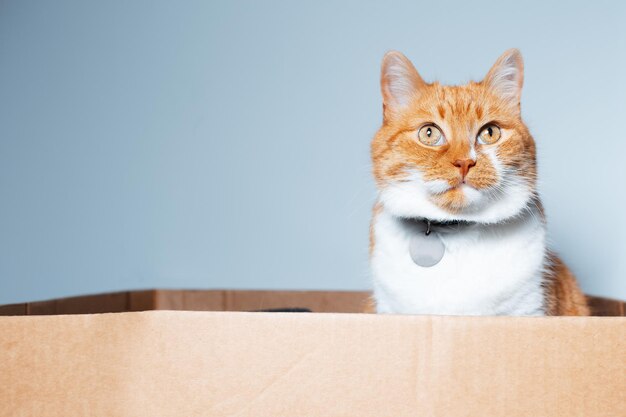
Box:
420 218 475 236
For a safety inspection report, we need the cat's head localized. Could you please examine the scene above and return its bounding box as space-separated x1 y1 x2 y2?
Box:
372 49 538 223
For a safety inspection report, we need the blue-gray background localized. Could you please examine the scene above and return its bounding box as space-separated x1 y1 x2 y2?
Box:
1 1 624 304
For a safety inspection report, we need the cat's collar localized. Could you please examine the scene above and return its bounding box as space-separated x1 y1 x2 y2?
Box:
405 217 477 236
405 217 477 267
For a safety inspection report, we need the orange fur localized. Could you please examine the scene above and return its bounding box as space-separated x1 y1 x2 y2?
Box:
369 202 383 256
372 82 536 213
543 252 590 316
361 296 377 314
370 50 589 315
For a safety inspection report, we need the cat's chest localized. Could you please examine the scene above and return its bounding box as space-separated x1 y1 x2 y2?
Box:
370 210 547 315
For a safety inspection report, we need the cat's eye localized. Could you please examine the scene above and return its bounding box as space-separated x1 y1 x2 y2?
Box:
417 125 445 146
477 124 501 145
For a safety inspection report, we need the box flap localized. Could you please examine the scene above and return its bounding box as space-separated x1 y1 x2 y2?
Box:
1 311 624 416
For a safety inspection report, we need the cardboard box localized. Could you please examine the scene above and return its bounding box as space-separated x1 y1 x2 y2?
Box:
0 290 625 416
0 289 376 316
1 289 624 316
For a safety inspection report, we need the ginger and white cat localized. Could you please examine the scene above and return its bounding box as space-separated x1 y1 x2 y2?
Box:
369 49 589 316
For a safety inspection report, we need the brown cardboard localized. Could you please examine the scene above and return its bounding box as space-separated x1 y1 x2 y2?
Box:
0 303 26 316
26 299 57 315
2 289 623 316
0 311 624 416
586 295 625 317
154 289 225 311
128 290 157 312
55 291 128 314
222 290 371 312
0 290 375 316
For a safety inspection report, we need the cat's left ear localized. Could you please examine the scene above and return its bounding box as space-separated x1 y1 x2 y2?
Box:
483 49 524 110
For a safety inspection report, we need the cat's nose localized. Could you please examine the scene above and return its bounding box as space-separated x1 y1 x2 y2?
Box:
453 159 476 179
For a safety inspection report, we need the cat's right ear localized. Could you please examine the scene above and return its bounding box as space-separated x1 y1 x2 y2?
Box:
381 51 425 119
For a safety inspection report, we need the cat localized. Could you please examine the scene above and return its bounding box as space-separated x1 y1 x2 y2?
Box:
369 49 589 316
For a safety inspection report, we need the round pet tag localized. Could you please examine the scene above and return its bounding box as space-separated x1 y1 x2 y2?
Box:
409 232 445 267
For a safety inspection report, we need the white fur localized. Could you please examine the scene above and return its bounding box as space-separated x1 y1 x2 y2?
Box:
371 206 546 315
371 152 547 316
469 145 477 161
379 170 533 224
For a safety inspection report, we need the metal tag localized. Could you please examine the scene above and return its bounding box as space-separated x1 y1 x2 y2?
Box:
409 231 445 267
